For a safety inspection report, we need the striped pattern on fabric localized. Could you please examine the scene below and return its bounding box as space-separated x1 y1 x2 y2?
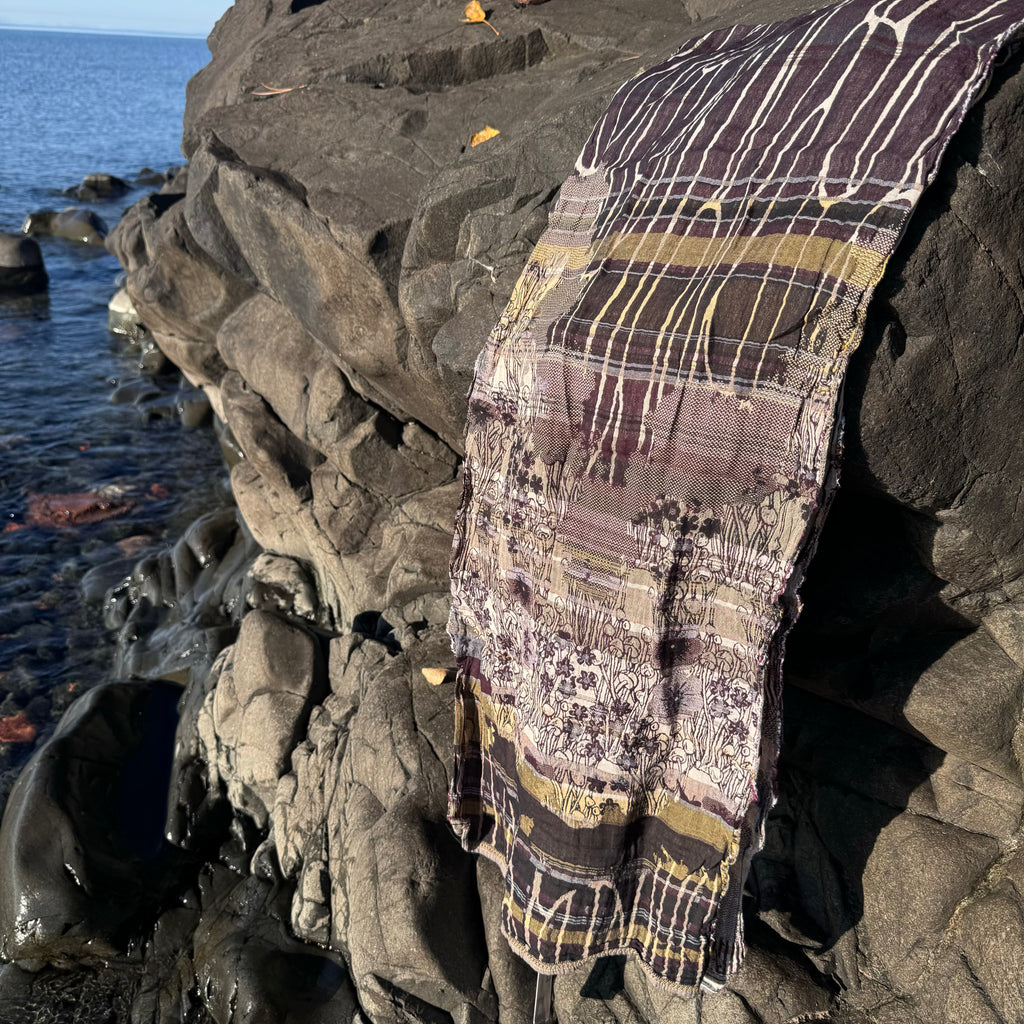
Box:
447 0 1024 994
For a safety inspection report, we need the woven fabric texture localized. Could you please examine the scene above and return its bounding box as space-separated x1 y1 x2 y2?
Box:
447 0 1024 993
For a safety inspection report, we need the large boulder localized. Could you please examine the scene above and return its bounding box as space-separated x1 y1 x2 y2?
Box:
98 1 1024 1021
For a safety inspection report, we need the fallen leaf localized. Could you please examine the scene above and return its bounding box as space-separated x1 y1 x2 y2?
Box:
470 125 501 147
421 667 451 686
0 713 36 744
251 82 307 96
462 1 499 34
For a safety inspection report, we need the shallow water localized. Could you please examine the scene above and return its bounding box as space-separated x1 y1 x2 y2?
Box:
0 28 227 803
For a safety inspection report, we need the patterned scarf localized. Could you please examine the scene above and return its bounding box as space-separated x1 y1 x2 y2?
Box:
447 0 1024 993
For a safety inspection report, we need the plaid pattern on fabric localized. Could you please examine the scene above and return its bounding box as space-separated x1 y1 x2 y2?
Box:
447 0 1024 993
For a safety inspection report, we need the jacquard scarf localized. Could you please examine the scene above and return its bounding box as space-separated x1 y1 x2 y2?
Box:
447 0 1024 993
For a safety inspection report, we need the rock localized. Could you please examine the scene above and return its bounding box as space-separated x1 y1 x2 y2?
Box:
272 631 497 1023
67 172 130 200
189 866 360 1024
135 166 170 187
205 610 326 827
0 681 192 969
0 233 47 295
843 40 1024 618
100 0 1024 1020
107 194 254 411
25 491 134 528
108 285 145 339
246 553 322 627
953 848 1024 1024
22 207 108 246
216 293 372 458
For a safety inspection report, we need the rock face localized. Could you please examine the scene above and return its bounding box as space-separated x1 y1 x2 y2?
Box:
2 1 1013 1022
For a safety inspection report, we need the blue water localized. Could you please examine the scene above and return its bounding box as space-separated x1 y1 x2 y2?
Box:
0 29 228 794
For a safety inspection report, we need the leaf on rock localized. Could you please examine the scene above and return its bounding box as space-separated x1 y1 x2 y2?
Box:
470 125 501 147
250 82 307 97
462 1 499 35
421 667 451 686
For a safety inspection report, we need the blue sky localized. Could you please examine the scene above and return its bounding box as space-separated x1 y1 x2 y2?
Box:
0 0 232 37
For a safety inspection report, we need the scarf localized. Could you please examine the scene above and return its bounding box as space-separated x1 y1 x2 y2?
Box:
447 0 1024 993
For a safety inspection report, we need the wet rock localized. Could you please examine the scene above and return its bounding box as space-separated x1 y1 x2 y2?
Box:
108 285 146 340
22 207 108 247
108 505 255 683
0 233 47 295
0 681 192 969
67 172 130 200
0 961 138 1024
26 491 134 528
190 866 360 1024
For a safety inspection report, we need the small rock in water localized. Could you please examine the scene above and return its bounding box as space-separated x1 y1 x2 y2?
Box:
177 392 211 429
0 713 36 744
25 492 134 528
0 233 47 296
22 207 108 247
107 286 145 339
134 166 168 187
66 172 130 201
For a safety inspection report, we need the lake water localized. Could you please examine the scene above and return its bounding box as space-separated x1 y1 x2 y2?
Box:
0 28 228 805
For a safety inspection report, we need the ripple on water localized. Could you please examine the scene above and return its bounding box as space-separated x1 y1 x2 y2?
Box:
0 236 229 813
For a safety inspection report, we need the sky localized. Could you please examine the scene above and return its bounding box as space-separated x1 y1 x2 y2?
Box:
0 0 233 37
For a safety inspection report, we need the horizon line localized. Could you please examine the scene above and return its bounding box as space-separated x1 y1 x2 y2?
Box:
0 22 209 40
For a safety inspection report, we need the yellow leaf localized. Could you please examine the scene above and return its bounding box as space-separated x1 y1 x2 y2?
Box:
421 667 450 686
470 125 500 147
462 1 499 34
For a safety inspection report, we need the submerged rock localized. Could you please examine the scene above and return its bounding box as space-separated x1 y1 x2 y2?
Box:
0 233 47 296
25 491 135 528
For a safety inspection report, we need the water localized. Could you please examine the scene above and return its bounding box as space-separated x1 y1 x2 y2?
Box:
0 29 229 801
